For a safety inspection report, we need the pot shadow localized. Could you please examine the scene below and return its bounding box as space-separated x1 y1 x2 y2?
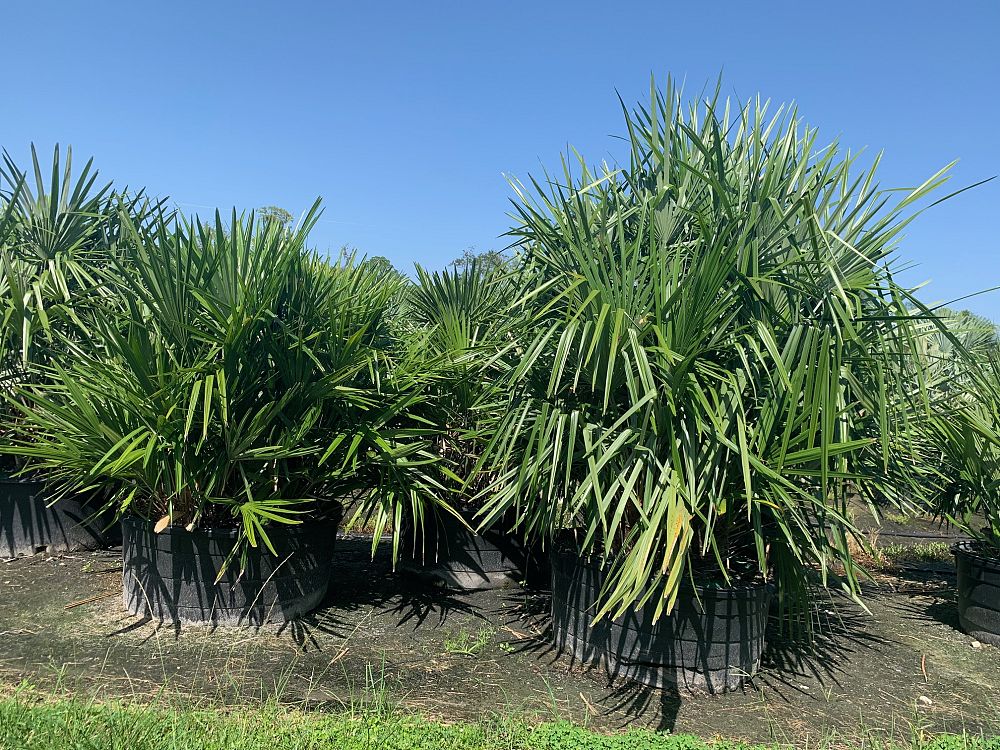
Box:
875 565 962 633
599 679 683 731
758 592 885 701
494 587 686 730
496 585 887 732
603 592 887 730
923 599 962 632
104 533 483 652
274 534 486 651
495 588 561 663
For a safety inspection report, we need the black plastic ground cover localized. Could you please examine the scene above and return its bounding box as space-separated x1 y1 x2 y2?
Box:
121 508 341 625
550 549 773 693
0 479 110 558
954 540 1000 645
400 510 542 590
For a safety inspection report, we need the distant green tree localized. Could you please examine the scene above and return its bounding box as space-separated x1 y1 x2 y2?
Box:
364 255 396 274
258 205 294 227
450 247 509 274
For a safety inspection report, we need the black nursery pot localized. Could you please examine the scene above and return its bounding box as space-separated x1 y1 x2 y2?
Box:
121 506 342 625
0 478 110 558
399 510 543 591
953 540 1000 646
550 549 773 693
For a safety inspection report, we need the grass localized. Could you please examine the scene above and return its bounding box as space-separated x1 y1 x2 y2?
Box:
846 531 955 572
1 683 999 750
882 512 919 526
444 626 495 657
0 686 697 750
871 542 954 570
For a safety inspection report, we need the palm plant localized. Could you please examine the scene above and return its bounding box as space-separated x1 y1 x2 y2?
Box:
910 312 1000 644
0 145 162 475
351 257 526 570
3 201 440 555
0 145 162 361
408 257 520 504
917 312 1000 546
475 80 950 622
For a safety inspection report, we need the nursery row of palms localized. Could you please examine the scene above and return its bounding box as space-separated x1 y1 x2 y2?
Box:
0 151 465 561
2 81 999 637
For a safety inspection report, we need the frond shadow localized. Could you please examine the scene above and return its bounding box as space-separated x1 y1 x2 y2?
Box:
275 534 485 651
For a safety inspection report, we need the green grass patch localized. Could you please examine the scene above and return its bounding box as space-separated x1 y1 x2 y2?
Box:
874 542 954 568
0 685 998 750
443 626 495 657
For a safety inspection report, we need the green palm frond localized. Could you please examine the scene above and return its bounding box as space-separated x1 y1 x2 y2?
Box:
476 77 948 624
3 198 441 556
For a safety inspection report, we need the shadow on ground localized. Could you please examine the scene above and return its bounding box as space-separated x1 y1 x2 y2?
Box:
1 540 998 742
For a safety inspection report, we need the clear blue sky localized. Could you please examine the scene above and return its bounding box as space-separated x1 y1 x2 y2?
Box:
4 1 998 318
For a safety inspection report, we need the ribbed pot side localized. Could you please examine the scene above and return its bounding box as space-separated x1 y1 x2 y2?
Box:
550 549 773 693
954 541 1000 646
1 479 109 558
121 509 340 625
400 510 541 590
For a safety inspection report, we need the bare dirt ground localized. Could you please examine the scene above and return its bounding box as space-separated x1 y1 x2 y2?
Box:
1 535 998 743
852 504 974 548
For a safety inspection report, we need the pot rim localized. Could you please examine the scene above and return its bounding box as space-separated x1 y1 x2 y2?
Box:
0 476 46 487
121 503 344 539
953 539 1000 565
550 547 775 596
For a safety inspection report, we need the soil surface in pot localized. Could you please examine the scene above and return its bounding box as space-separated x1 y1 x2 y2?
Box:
1 536 998 743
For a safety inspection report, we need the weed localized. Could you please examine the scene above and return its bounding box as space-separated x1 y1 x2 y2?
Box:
871 542 954 570
444 625 494 657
